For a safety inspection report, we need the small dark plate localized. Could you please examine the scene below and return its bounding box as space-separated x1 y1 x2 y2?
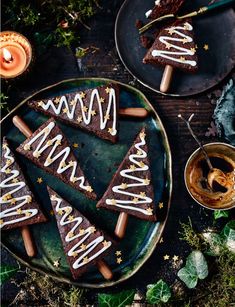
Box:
1 78 172 288
115 0 235 96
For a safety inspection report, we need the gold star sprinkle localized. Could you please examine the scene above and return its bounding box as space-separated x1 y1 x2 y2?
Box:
68 215 74 222
50 195 57 201
58 209 63 216
0 220 3 225
46 158 53 164
81 244 87 250
105 87 111 94
50 210 54 216
2 195 8 202
6 159 12 166
180 56 186 62
46 140 53 146
68 160 75 167
173 255 179 262
12 178 19 184
137 150 142 156
62 107 68 114
10 198 17 205
160 237 164 243
33 151 41 158
65 207 71 214
70 100 76 106
165 43 171 49
60 161 66 167
138 161 145 168
129 164 136 171
146 208 153 215
86 186 93 193
132 197 139 204
6 193 12 200
83 257 89 264
190 47 196 54
144 178 150 185
108 127 114 134
5 168 11 174
159 202 164 209
168 29 174 35
71 177 79 183
55 140 61 146
54 97 60 104
37 101 44 107
90 226 96 233
53 260 60 267
203 44 209 51
117 257 122 264
72 251 78 257
120 183 128 189
79 228 85 235
79 92 86 99
2 143 8 149
25 212 32 217
73 143 79 148
182 38 188 44
91 110 96 116
17 208 22 214
111 199 116 205
77 116 83 123
27 196 32 203
195 44 198 49
82 106 88 113
24 144 31 151
99 97 105 103
115 250 122 256
140 192 146 197
104 114 110 120
102 240 109 247
163 254 170 260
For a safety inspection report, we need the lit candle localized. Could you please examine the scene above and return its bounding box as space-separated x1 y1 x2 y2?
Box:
0 31 32 78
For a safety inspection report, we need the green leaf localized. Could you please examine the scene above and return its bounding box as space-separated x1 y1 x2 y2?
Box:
98 289 135 307
203 233 224 256
177 266 198 289
221 221 235 253
146 279 171 304
178 251 208 289
214 210 229 220
186 251 208 279
0 265 19 285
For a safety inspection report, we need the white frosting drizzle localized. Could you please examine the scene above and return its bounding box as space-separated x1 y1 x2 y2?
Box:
24 121 90 192
39 87 117 136
151 22 197 67
105 132 153 216
52 194 111 269
0 145 38 228
145 0 161 18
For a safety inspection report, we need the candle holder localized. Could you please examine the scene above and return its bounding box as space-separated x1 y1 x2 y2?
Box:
0 31 32 79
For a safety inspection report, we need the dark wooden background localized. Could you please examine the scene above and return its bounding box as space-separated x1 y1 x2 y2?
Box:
1 0 234 304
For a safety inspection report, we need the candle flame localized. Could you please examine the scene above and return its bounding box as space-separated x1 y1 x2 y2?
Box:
3 48 13 62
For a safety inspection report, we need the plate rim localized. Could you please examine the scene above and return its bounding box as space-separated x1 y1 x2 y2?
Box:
1 77 173 288
114 0 235 97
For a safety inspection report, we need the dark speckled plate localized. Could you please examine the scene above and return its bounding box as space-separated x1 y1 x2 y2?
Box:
115 0 235 96
1 78 172 288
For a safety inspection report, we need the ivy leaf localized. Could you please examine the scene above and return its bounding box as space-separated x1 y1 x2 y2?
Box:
177 266 198 289
186 251 208 279
221 221 235 253
98 289 135 307
203 233 224 256
146 279 171 304
213 210 229 220
0 265 19 285
178 251 208 288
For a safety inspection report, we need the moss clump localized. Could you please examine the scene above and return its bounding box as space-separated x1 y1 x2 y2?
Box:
179 218 205 250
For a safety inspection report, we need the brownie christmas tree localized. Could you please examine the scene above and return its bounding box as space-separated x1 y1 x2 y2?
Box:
143 19 198 73
28 84 119 143
0 138 46 230
145 0 185 19
47 187 113 279
16 118 96 200
97 128 156 222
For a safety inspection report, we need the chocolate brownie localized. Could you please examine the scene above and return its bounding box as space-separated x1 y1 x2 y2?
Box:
97 128 156 222
145 0 185 20
28 84 120 143
143 19 198 73
0 138 47 230
47 187 113 279
16 118 96 200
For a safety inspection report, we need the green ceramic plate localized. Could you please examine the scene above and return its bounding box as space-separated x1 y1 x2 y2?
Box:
1 78 172 288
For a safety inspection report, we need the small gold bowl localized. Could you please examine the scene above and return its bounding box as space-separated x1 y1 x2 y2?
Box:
184 142 235 210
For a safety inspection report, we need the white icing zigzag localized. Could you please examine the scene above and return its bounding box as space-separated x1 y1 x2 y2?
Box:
105 131 154 216
0 144 38 228
23 121 93 193
51 194 112 269
151 22 197 67
37 87 117 136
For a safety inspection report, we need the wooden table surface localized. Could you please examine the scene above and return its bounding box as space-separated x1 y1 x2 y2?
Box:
1 0 234 304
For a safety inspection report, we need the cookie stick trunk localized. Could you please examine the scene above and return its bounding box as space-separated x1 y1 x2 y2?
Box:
114 212 129 239
12 115 37 257
119 108 148 118
160 65 174 93
96 259 113 280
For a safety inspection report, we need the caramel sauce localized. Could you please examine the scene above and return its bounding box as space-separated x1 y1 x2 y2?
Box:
188 153 235 209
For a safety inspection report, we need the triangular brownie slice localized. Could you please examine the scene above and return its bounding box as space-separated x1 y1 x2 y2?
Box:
145 0 185 19
16 118 96 200
47 187 113 279
143 19 198 73
0 138 47 230
97 128 156 222
28 84 119 143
